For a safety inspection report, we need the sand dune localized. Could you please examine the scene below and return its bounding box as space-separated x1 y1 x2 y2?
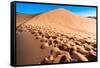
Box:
16 8 97 65
23 8 96 36
16 13 38 27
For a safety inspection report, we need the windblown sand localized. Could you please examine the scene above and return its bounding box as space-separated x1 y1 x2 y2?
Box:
16 8 97 65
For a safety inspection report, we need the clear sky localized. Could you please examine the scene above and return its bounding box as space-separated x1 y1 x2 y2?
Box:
16 2 96 17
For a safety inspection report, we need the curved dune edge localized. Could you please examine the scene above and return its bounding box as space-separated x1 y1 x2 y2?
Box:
16 8 96 65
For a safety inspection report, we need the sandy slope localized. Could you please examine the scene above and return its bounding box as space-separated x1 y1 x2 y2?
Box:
16 8 97 65
24 8 96 36
16 32 52 65
16 13 38 27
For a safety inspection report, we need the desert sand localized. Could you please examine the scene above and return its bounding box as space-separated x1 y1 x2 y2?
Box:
16 8 97 65
16 13 38 27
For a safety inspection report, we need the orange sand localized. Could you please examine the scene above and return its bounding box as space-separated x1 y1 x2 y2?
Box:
16 8 96 65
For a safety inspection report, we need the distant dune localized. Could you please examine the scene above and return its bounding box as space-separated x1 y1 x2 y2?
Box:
16 8 97 65
87 16 97 19
16 13 39 27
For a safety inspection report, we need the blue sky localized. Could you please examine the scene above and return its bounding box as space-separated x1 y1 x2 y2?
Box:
16 2 96 17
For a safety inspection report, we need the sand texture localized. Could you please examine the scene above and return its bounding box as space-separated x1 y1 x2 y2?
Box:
16 8 97 65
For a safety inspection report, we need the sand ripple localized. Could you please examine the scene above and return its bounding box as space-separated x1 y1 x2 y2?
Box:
17 25 96 64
